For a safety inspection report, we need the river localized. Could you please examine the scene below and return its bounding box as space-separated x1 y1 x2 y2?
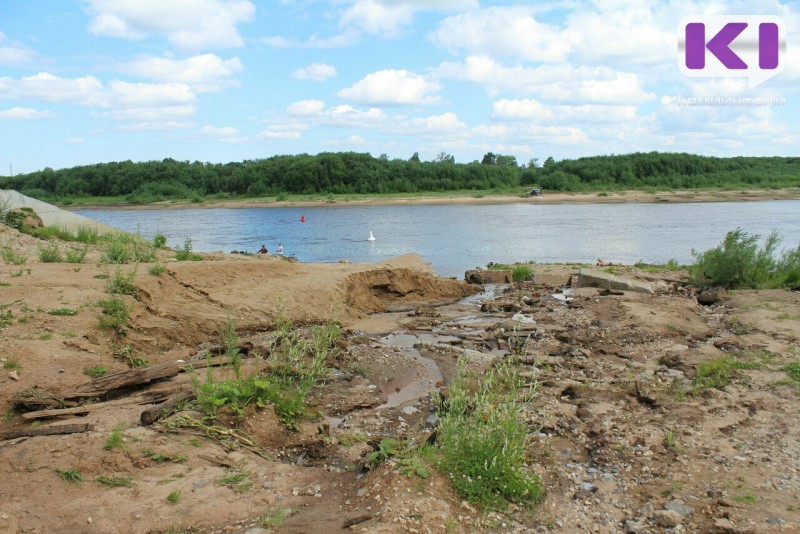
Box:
73 200 800 278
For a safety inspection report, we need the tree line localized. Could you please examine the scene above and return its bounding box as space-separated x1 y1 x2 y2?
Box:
1 151 798 203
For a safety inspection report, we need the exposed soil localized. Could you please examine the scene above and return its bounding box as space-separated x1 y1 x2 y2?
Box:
2 222 800 534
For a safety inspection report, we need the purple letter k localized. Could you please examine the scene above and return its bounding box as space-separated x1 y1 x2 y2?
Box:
686 22 748 70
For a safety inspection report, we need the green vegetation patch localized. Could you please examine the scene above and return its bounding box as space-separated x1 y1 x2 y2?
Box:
433 359 542 510
48 307 78 316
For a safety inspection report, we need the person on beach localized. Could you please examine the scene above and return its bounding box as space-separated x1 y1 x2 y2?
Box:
278 242 283 255
258 245 268 254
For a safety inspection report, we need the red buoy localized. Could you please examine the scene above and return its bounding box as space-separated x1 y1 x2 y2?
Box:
300 214 306 222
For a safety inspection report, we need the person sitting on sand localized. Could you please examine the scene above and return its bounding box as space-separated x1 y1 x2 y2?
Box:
277 242 283 255
258 245 268 254
597 258 612 266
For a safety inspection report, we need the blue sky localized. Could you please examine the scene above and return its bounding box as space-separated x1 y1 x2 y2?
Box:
0 0 798 175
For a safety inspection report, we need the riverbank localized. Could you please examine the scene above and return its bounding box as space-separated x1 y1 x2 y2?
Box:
64 187 800 210
1 221 800 532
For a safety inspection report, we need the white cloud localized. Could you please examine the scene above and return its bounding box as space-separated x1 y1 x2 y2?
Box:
0 34 38 67
292 63 337 82
286 99 326 115
340 0 415 38
340 0 476 38
117 120 193 131
432 6 568 63
104 81 195 108
200 125 238 136
64 137 85 144
0 73 104 105
405 112 465 133
259 130 302 139
100 105 196 120
85 0 255 50
436 56 655 104
323 105 386 127
338 69 440 105
121 54 243 92
492 99 553 121
0 107 54 120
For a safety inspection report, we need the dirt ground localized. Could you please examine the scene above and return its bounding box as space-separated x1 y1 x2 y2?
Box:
1 223 800 534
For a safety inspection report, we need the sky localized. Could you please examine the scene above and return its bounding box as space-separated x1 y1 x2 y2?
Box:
0 0 798 175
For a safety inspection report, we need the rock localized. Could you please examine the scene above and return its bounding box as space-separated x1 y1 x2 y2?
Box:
653 510 683 527
713 518 737 532
425 414 440 428
577 270 655 294
697 287 726 306
401 406 419 415
624 519 648 533
3 207 44 232
464 269 511 284
511 313 536 324
533 273 572 287
665 499 695 517
637 502 655 519
8 371 18 381
767 518 785 525
245 529 270 534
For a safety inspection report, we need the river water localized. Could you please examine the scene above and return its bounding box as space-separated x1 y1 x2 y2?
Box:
73 200 800 278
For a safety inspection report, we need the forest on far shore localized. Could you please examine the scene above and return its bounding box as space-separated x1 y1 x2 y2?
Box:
1 151 799 204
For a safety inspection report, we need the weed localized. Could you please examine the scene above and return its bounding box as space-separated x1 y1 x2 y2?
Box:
337 432 368 447
784 361 800 382
0 309 14 328
693 354 761 392
167 489 182 504
48 307 78 316
143 448 187 464
153 233 167 248
104 424 126 450
733 490 758 504
54 468 82 483
217 467 251 492
3 358 20 371
96 476 134 488
2 247 27 265
433 358 542 510
10 269 24 277
105 266 137 295
148 261 166 276
38 333 52 341
0 282 10 286
83 365 108 378
511 264 532 282
259 507 296 529
65 247 88 264
174 238 202 261
97 296 129 336
38 243 62 263
188 438 202 447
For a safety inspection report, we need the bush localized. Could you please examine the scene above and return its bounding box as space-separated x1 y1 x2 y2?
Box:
65 246 88 263
434 359 542 510
105 267 137 295
97 296 129 336
38 243 62 263
512 265 532 282
174 238 202 261
690 228 798 289
153 234 167 248
2 247 27 265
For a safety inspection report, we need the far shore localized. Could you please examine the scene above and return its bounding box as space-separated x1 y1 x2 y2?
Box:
65 187 800 211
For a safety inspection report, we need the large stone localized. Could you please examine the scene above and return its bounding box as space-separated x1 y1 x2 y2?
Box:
665 499 695 517
653 510 683 528
465 269 511 284
577 269 655 294
697 287 726 306
533 273 572 287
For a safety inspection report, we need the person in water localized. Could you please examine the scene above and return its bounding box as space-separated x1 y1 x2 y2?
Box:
258 245 268 254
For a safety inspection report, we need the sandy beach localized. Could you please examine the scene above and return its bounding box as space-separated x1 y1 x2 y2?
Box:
68 187 800 210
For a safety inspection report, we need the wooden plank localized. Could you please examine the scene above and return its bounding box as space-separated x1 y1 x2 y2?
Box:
0 423 94 441
21 392 171 420
78 361 180 395
140 390 195 426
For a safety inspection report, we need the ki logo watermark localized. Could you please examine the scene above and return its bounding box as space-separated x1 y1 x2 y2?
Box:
678 15 785 89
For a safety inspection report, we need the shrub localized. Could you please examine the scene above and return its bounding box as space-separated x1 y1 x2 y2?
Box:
105 267 137 295
174 238 202 261
434 359 542 510
65 246 88 263
38 243 62 263
512 264 532 282
148 261 166 276
2 247 27 265
101 236 133 264
54 468 82 483
98 296 129 336
153 233 167 248
83 365 108 378
690 228 794 289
